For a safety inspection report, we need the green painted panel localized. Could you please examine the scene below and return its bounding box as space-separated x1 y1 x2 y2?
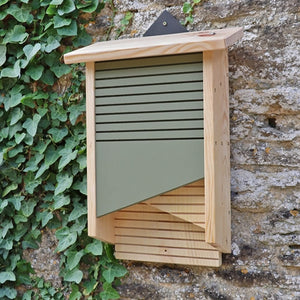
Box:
95 91 203 106
96 140 204 216
95 53 204 217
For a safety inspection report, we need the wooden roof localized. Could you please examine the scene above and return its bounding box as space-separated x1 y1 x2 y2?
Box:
64 27 243 64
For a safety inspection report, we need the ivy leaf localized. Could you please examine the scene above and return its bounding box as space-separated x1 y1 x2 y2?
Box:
64 268 83 284
73 28 92 47
40 69 55 85
68 101 85 125
25 64 44 80
50 0 64 4
68 203 86 222
0 271 16 284
7 196 24 211
83 278 98 295
50 104 68 122
53 15 72 28
15 132 26 144
22 114 42 136
66 250 85 270
100 282 120 300
103 264 128 284
0 287 17 300
72 174 87 195
56 227 77 252
58 148 78 170
78 0 98 13
53 193 70 210
183 2 192 14
9 107 24 125
48 127 68 143
24 172 41 194
45 36 61 53
0 0 9 6
7 4 32 23
36 211 53 227
85 239 103 256
58 0 76 16
24 153 44 172
2 183 18 197
57 19 77 36
51 64 72 78
1 60 21 78
76 154 86 170
0 45 6 66
55 172 73 195
1 220 13 238
21 43 41 67
69 285 82 300
3 25 29 44
21 199 37 217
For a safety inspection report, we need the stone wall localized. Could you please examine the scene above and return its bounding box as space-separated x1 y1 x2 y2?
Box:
92 1 299 299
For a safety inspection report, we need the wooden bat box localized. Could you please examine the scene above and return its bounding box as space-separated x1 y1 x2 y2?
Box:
64 27 243 267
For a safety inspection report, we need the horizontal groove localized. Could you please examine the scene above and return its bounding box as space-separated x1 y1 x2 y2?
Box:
115 218 187 224
149 203 205 206
95 89 203 98
115 234 203 242
96 137 204 142
96 118 203 124
96 128 203 133
115 226 202 233
115 251 220 260
96 99 203 107
96 108 203 116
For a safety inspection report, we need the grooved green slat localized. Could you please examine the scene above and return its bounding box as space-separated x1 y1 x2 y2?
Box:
96 129 203 141
95 110 203 123
96 140 204 216
96 120 204 132
95 63 203 80
95 91 203 105
95 52 203 71
95 71 203 88
95 82 203 96
95 101 203 114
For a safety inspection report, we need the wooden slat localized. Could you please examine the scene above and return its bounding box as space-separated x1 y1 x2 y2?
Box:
115 244 220 259
95 71 203 87
95 101 203 114
115 236 216 250
147 195 205 205
64 28 243 64
186 179 204 187
204 49 231 253
95 82 203 96
144 204 204 214
95 62 203 79
95 91 203 106
115 252 221 267
163 187 204 196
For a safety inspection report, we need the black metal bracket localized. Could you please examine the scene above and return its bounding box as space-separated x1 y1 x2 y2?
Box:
143 11 188 37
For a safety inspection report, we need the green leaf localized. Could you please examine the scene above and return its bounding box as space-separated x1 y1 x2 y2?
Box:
2 183 18 197
37 210 53 227
0 287 17 299
7 4 33 23
1 220 13 238
183 2 192 13
21 94 35 108
7 196 24 211
51 64 72 78
72 174 87 195
100 282 120 300
53 15 72 28
58 0 76 16
69 285 82 300
25 64 44 80
24 172 41 194
3 25 29 44
64 268 83 284
40 69 55 85
10 107 24 125
68 203 86 221
1 60 21 78
53 193 70 210
68 101 85 125
56 227 77 252
0 271 16 284
45 36 61 52
22 114 42 136
24 153 44 172
48 127 68 143
21 199 37 217
79 0 98 13
0 45 6 66
76 154 86 170
50 0 64 4
55 172 73 195
58 148 78 170
15 132 26 144
50 104 68 121
83 278 98 295
57 19 77 36
103 264 127 283
85 239 103 256
0 0 9 6
21 43 41 67
66 250 85 270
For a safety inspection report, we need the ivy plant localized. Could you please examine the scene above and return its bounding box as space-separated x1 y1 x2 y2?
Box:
182 0 202 26
0 0 127 299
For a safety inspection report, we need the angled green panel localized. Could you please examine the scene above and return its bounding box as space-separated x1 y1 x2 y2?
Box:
95 53 204 217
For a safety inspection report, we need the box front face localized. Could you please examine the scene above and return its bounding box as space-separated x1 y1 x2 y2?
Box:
95 53 204 216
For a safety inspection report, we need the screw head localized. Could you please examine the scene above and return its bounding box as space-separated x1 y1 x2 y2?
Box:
162 21 167 26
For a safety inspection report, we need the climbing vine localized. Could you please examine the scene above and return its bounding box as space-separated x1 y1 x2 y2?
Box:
0 0 127 299
182 0 202 26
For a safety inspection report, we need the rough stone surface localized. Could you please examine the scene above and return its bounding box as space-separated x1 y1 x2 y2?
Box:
27 0 299 299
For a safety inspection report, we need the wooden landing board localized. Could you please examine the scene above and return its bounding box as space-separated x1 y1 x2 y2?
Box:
114 202 221 267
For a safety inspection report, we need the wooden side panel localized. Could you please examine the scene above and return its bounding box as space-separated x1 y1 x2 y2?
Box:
114 203 221 267
203 50 231 253
86 62 115 243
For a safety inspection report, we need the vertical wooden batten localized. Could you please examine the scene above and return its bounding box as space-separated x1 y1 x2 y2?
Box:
65 27 243 266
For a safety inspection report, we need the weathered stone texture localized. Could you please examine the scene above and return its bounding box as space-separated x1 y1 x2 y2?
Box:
108 0 300 299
